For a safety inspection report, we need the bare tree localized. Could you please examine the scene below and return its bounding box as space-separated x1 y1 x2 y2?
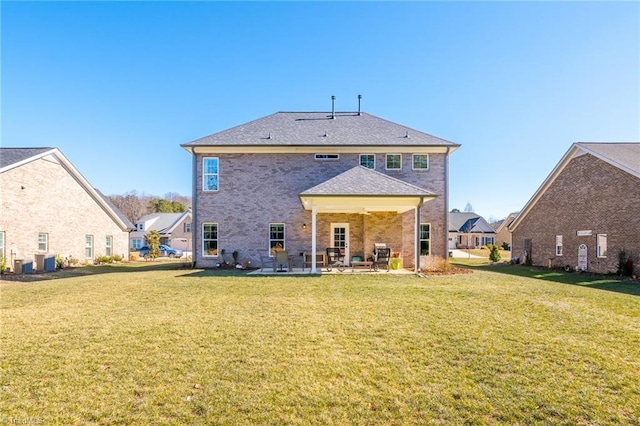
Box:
464 202 474 213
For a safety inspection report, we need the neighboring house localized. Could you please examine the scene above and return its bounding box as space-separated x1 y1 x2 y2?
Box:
130 210 192 252
181 106 460 272
510 142 640 274
491 212 518 250
0 148 133 271
448 212 496 249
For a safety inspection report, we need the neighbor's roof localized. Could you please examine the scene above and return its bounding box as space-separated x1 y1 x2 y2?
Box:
509 142 640 232
449 212 495 233
0 147 55 170
137 210 192 234
182 112 459 151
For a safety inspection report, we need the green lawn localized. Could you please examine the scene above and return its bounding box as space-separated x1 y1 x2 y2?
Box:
1 263 639 425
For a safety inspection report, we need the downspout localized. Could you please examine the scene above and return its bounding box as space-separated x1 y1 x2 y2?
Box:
444 147 451 261
190 147 198 268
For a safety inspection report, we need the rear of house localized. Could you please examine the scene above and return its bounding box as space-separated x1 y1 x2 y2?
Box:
0 148 133 272
510 143 640 275
182 108 459 272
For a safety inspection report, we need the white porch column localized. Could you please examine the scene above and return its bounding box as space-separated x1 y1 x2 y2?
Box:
311 205 317 274
415 205 420 273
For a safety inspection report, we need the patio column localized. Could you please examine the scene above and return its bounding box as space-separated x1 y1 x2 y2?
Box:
311 205 317 274
415 205 420 274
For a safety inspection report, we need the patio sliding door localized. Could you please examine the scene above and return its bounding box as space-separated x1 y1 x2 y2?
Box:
330 223 350 266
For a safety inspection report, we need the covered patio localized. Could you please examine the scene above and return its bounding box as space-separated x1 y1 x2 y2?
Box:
298 166 436 274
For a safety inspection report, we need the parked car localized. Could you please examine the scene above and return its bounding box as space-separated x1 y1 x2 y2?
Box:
138 245 183 258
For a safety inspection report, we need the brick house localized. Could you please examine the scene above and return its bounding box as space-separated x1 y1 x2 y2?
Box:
492 212 518 250
130 210 193 251
448 212 496 249
510 143 640 274
181 107 459 272
0 148 133 272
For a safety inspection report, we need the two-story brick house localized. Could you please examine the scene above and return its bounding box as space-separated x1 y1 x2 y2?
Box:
182 107 459 273
510 143 640 274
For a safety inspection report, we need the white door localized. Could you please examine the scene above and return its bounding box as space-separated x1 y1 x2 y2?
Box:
331 223 350 266
578 244 588 271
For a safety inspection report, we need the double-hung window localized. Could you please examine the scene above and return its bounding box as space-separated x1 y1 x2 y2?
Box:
203 223 218 256
420 224 431 256
203 158 219 191
269 223 285 255
106 236 113 256
412 154 429 170
359 154 375 169
0 231 5 261
386 154 402 170
38 233 48 252
555 235 563 256
184 222 192 233
597 234 607 258
85 235 94 259
132 239 143 250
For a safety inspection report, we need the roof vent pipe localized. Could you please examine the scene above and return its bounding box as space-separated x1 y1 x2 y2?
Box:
358 94 362 116
331 95 336 119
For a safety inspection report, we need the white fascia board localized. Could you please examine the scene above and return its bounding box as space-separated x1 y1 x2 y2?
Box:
183 145 457 155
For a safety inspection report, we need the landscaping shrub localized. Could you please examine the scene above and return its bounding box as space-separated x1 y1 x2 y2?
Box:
489 245 502 263
501 242 510 251
420 255 453 273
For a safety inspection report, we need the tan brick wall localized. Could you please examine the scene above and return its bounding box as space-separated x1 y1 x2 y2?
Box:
1 157 130 270
193 152 448 268
512 154 640 274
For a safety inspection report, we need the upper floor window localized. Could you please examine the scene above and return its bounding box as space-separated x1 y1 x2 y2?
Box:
136 223 144 232
412 154 429 170
597 234 607 258
359 154 375 169
315 154 339 161
555 235 563 256
0 231 5 260
203 157 219 191
203 223 218 256
386 154 402 170
269 223 285 255
184 222 192 233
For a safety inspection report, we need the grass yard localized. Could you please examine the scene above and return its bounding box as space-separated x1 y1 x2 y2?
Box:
1 263 639 425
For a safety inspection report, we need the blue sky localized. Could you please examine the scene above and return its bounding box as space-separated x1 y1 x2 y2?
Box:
2 1 638 221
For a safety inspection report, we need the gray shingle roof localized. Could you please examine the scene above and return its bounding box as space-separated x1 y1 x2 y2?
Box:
300 166 434 197
0 148 54 170
576 143 640 176
449 212 494 233
137 211 190 234
183 112 458 147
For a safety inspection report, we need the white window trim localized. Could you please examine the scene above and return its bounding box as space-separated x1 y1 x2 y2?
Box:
203 157 219 192
597 234 607 258
386 154 402 170
412 154 429 170
202 223 219 257
269 223 286 256
85 235 93 259
420 223 431 256
359 154 375 169
555 235 563 256
38 232 49 252
106 235 113 256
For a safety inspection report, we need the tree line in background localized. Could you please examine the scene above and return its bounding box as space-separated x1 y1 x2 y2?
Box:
108 191 191 224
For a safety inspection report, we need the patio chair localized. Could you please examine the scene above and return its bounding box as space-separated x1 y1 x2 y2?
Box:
373 247 391 272
274 250 292 272
326 247 345 272
259 250 274 272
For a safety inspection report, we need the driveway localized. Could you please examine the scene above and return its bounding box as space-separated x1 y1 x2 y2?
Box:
450 249 484 259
